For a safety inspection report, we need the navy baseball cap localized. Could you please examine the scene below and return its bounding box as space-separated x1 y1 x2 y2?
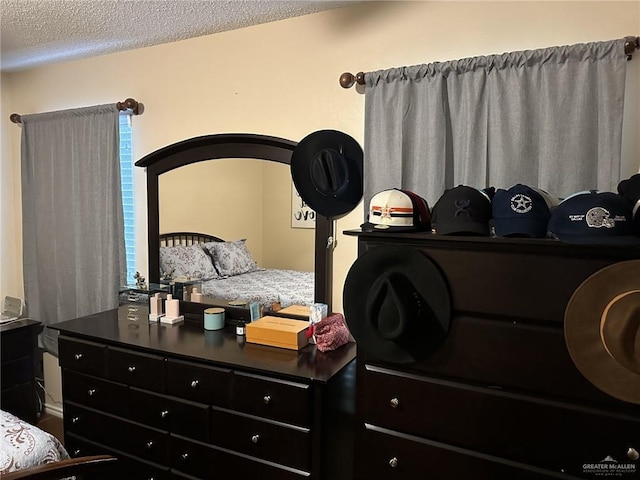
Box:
492 184 559 238
548 190 640 245
431 185 493 236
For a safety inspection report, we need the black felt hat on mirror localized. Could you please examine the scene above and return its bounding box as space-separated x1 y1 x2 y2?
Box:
343 246 452 364
291 130 363 217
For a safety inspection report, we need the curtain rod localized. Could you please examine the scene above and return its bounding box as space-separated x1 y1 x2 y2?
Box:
9 98 142 124
339 35 640 89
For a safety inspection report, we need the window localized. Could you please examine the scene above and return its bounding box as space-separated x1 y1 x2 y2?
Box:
119 114 135 285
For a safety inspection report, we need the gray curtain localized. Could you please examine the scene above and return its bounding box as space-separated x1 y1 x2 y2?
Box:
21 104 126 355
364 38 628 210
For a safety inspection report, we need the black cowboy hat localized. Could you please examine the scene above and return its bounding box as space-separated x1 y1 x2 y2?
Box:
343 246 452 363
291 129 363 217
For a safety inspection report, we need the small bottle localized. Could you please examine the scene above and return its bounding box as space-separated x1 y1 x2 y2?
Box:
191 287 202 302
150 293 162 316
236 321 246 336
165 294 180 318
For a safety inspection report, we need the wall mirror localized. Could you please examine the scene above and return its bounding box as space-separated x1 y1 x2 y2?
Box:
135 134 333 310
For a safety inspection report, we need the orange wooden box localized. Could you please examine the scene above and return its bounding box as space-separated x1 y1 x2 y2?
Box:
245 316 309 350
276 305 310 318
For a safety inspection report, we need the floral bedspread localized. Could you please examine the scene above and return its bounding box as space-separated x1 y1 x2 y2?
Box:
200 268 314 307
0 409 69 474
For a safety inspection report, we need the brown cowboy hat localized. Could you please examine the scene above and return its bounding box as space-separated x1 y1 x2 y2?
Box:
564 259 640 404
291 129 363 217
343 246 451 363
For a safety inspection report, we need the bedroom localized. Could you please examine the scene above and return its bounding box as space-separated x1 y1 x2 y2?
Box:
1 1 639 478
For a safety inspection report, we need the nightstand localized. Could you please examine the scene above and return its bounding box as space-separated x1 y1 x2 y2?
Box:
1 319 42 424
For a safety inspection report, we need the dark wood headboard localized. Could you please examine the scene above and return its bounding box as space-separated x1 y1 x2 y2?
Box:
160 232 224 247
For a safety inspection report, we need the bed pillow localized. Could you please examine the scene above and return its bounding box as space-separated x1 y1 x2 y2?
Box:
159 244 219 280
203 239 258 277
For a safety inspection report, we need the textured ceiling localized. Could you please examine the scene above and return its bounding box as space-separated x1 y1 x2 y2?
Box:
0 0 354 72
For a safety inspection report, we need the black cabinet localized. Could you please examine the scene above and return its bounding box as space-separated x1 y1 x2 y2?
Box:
346 231 640 480
52 308 356 479
1 319 42 424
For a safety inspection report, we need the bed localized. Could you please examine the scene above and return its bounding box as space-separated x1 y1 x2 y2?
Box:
0 410 117 479
159 232 315 308
0 409 68 475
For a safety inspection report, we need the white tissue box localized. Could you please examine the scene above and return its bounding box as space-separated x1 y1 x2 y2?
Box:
310 303 328 325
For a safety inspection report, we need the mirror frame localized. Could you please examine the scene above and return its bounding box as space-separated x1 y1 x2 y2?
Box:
135 133 332 309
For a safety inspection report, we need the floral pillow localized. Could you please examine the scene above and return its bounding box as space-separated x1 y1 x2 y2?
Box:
159 244 218 280
202 239 258 277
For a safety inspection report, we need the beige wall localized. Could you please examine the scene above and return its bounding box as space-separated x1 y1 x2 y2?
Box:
2 3 639 407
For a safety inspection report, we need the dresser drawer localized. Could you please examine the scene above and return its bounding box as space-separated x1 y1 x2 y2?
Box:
1 328 33 362
358 424 575 480
362 365 640 476
128 387 210 441
170 435 215 478
59 336 107 377
108 346 166 391
1 382 37 422
172 433 311 480
118 420 169 466
166 358 231 406
64 402 121 444
66 403 170 466
62 370 127 416
65 432 171 480
210 407 311 472
232 371 311 427
1 356 33 389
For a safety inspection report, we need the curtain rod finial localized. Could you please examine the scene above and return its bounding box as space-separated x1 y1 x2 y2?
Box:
117 98 141 115
624 36 639 59
339 72 365 89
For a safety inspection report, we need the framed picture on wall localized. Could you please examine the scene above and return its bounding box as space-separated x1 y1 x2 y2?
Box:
291 182 315 229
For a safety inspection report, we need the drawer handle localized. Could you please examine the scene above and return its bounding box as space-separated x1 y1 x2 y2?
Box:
145 440 154 449
71 416 80 424
628 447 639 461
251 434 260 444
190 379 199 388
87 389 97 396
161 410 170 419
128 366 136 373
74 353 83 361
263 395 271 405
389 457 399 468
390 397 399 409
181 453 190 461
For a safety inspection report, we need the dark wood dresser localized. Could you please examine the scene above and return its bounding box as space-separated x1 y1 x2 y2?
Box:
1 319 42 424
345 231 640 480
51 307 356 480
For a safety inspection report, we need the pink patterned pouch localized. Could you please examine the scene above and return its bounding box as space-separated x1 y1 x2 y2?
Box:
311 313 351 352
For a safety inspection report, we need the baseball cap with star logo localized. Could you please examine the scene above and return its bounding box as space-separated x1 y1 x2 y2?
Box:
361 189 431 232
492 184 559 238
